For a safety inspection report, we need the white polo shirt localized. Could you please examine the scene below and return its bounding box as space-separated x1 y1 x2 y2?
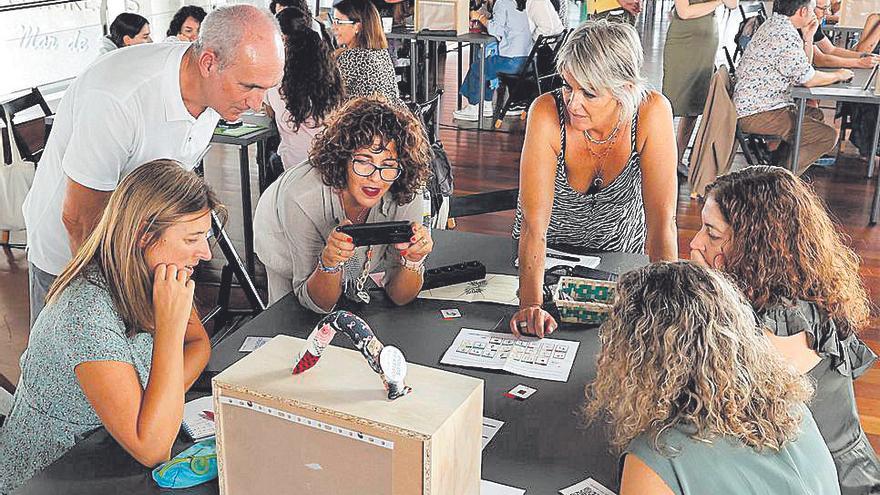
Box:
23 42 220 276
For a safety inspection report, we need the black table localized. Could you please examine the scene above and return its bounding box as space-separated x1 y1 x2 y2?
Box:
16 230 647 495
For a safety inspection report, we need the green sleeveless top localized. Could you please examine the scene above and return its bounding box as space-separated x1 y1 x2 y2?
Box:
624 410 840 495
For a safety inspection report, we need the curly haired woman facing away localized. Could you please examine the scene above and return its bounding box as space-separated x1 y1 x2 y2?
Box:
264 7 343 170
253 96 432 309
585 261 839 495
690 166 879 494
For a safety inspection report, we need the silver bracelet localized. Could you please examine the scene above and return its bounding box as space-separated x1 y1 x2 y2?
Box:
400 255 426 275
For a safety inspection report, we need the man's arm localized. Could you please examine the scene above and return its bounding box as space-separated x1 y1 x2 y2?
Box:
813 37 879 67
803 68 853 86
61 178 112 255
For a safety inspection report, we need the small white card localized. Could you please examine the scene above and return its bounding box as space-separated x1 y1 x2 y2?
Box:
481 479 525 495
441 308 462 319
506 384 537 400
238 336 272 352
482 416 504 450
559 478 616 495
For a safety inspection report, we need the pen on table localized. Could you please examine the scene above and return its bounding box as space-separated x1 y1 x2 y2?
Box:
546 252 579 262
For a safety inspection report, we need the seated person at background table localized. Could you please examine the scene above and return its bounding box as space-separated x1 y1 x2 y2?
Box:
825 0 880 52
22 5 283 326
163 5 207 42
807 0 880 68
270 0 336 46
584 261 840 495
331 0 402 105
253 97 432 309
689 166 880 494
264 7 343 170
0 163 220 494
99 13 152 54
733 0 853 175
452 0 534 121
527 0 565 41
511 20 678 338
585 0 641 24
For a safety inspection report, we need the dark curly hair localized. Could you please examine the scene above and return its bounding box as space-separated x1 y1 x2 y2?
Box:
310 96 431 205
704 166 871 338
276 8 343 131
166 5 207 37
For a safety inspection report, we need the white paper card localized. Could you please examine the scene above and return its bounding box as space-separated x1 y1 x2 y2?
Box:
482 416 504 450
559 478 616 495
239 336 273 352
182 396 215 441
419 274 520 306
442 328 580 382
481 479 526 495
441 308 462 318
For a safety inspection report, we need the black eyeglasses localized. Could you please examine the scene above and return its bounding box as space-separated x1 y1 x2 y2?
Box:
330 16 358 25
351 158 401 182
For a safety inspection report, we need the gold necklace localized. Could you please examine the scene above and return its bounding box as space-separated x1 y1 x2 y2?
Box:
582 113 623 194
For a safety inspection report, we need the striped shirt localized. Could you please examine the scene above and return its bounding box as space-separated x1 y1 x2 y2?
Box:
512 89 646 253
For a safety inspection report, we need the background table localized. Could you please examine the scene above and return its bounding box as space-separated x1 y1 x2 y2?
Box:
790 67 880 223
16 230 647 495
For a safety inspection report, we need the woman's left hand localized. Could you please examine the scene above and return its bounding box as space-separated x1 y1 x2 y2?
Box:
394 222 433 262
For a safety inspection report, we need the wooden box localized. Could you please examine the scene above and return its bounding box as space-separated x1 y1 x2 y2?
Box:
212 335 483 495
839 0 876 28
415 0 470 35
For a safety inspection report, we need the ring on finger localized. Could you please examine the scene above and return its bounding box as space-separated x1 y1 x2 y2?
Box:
421 239 428 246
337 249 342 256
517 321 528 329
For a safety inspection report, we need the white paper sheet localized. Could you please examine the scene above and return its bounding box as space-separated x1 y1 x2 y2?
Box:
482 479 526 495
559 478 616 495
441 328 579 382
515 248 601 270
418 274 520 306
482 417 504 450
238 336 273 352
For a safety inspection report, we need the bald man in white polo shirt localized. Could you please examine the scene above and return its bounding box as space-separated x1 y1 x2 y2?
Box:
23 4 284 325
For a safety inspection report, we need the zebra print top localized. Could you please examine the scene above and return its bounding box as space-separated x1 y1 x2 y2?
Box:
512 89 646 253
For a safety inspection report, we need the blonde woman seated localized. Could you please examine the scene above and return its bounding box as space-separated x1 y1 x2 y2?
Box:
585 261 839 495
511 20 678 338
690 166 880 494
0 162 221 493
253 97 432 309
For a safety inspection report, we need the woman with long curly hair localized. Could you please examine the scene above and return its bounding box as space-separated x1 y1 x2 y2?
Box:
253 96 432 308
264 7 343 170
585 261 838 494
690 165 879 494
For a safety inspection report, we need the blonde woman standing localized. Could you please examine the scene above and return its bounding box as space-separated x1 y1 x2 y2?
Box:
0 162 223 493
585 261 840 494
662 0 736 175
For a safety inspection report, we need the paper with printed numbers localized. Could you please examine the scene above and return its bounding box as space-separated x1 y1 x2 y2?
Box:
559 478 616 495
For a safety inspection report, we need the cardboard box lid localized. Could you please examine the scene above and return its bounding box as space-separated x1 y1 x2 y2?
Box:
213 335 483 438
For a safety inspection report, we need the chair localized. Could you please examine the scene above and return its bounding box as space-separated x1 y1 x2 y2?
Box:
491 30 569 129
408 89 443 145
722 2 766 70
0 87 53 165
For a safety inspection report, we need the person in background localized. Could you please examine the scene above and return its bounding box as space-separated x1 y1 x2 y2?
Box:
331 0 402 104
733 0 852 174
526 0 565 41
690 166 880 494
270 0 335 46
253 97 431 308
585 0 641 24
584 261 840 495
662 0 737 177
0 163 221 494
100 13 152 54
264 7 344 169
23 5 284 326
825 0 880 53
164 5 207 42
511 20 678 338
453 0 533 121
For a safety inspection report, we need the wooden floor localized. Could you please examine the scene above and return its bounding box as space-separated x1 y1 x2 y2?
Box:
1 3 880 453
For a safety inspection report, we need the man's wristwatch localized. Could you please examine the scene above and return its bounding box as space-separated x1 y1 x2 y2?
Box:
400 255 426 275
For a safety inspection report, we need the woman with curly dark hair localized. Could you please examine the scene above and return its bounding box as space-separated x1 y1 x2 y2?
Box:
690 165 879 494
253 97 432 309
264 7 343 169
586 261 837 494
164 5 207 42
